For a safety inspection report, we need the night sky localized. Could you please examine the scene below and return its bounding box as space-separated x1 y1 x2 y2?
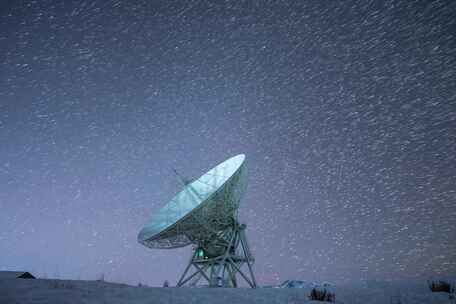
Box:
1 1 455 287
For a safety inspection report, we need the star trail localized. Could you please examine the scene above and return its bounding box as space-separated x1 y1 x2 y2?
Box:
1 0 455 286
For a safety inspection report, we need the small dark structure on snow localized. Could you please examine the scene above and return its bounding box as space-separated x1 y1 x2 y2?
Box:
0 271 36 279
428 280 454 294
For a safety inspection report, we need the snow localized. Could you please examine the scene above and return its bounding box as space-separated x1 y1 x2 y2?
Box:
0 278 453 304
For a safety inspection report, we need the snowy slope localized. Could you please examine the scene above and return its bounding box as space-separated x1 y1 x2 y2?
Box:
0 278 452 304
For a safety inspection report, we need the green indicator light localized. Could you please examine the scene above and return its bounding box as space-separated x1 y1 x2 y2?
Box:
197 248 204 258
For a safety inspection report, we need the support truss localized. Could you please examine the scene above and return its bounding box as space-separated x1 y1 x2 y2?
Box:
176 223 257 288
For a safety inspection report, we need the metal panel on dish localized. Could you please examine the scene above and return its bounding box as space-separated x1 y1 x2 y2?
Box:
138 154 247 249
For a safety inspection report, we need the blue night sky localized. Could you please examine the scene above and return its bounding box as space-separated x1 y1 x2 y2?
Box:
1 1 455 286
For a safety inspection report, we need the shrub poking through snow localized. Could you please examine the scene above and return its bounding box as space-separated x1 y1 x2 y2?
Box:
427 280 454 294
308 287 335 302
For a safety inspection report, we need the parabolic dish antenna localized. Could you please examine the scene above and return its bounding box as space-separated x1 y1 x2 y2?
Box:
138 154 257 288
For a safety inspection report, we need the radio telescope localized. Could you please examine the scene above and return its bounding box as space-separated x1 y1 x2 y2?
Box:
138 154 257 288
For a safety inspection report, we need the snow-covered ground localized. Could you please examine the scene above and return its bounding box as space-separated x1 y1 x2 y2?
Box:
0 278 453 304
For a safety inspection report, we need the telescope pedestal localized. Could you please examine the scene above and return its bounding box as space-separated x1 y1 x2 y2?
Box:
176 223 257 288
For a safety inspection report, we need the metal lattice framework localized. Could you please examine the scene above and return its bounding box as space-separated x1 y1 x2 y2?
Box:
138 155 257 288
177 222 257 288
